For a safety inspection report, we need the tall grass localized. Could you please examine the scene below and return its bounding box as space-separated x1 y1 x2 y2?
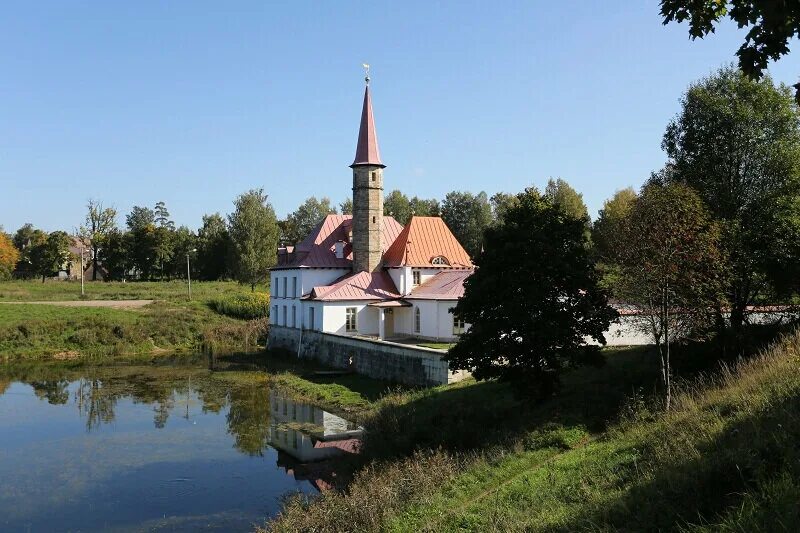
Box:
262 327 800 532
209 293 270 319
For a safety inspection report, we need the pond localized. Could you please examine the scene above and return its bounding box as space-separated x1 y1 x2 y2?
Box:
0 357 362 532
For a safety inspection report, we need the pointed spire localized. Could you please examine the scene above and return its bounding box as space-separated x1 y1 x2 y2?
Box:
351 81 385 168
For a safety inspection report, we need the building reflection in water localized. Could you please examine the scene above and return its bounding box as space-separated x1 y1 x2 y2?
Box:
268 390 364 490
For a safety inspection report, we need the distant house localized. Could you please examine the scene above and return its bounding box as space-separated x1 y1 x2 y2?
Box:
269 81 473 343
62 237 106 281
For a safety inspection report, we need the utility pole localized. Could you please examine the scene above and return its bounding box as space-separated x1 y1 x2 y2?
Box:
186 248 197 300
80 245 85 297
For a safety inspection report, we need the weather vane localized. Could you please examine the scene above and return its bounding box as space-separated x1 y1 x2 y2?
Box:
362 63 370 85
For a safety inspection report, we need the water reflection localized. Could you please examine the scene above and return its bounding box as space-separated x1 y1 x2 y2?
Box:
0 360 361 532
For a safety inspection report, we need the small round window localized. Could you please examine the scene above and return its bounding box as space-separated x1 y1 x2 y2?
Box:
431 256 450 266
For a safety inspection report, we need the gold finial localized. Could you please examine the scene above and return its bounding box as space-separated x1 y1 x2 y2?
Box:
362 63 370 85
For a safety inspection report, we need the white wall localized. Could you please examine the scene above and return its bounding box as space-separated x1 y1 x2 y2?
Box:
321 301 381 336
394 299 463 341
270 268 349 327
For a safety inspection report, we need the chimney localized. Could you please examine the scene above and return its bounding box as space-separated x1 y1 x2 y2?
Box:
335 241 345 259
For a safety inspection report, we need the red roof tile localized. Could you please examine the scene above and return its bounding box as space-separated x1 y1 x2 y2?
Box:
351 85 384 167
277 214 403 269
311 271 401 301
406 269 472 300
383 217 473 268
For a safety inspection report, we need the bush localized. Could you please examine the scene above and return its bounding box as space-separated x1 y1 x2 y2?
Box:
209 292 270 320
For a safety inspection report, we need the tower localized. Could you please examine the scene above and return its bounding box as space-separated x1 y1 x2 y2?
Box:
350 72 385 273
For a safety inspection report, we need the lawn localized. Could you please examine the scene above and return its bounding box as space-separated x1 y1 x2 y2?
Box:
0 279 267 302
0 280 270 361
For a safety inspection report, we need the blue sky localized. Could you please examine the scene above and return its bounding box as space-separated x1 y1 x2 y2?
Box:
2 1 799 233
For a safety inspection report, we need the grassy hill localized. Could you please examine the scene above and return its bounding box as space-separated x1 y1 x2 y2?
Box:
263 327 800 532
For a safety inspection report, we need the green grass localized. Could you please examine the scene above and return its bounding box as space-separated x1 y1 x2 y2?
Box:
0 279 267 302
263 328 800 532
0 280 271 360
416 342 455 350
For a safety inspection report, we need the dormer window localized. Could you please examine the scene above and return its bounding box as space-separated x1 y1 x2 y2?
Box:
412 270 421 286
431 256 450 266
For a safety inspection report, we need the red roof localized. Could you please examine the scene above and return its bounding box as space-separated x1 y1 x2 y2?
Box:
351 85 384 167
383 217 473 268
310 271 401 301
407 269 472 300
277 214 403 269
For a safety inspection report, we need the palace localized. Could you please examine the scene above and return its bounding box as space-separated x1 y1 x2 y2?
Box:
268 77 473 344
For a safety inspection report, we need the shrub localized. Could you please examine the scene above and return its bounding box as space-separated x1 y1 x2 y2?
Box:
209 293 270 319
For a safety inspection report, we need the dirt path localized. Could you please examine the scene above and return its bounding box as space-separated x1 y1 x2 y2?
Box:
0 300 155 309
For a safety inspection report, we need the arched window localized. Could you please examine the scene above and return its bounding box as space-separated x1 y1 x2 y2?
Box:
431 256 450 266
414 307 421 334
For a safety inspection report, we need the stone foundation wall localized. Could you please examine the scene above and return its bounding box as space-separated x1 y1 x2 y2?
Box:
268 326 467 387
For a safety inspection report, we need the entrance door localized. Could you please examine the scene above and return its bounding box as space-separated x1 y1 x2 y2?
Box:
384 309 395 338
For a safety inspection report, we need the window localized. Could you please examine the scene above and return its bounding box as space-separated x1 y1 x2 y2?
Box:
291 306 296 328
309 307 315 330
282 277 287 298
345 307 357 332
453 315 465 335
273 305 278 324
282 305 287 326
292 276 297 297
412 270 421 286
414 307 421 333
431 256 450 266
371 171 377 182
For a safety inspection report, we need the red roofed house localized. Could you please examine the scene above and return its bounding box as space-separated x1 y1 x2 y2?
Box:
269 76 473 344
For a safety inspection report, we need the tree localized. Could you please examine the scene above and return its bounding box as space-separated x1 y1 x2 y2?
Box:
544 178 590 223
167 226 197 279
409 196 440 218
100 228 131 281
126 206 157 279
154 201 175 230
660 1 800 103
228 189 279 290
78 200 117 281
12 223 40 278
383 190 413 225
0 232 19 280
29 231 72 282
440 191 493 258
490 192 519 225
592 187 637 293
659 67 800 337
448 188 617 399
339 198 353 215
616 183 724 410
196 213 231 280
282 196 336 244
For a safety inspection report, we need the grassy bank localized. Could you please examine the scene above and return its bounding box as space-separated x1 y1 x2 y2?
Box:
0 281 269 361
0 279 267 302
263 328 800 532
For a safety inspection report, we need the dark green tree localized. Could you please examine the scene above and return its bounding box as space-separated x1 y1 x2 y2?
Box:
339 197 353 215
228 189 279 290
660 1 800 102
489 192 519 225
282 196 336 244
448 188 617 399
592 187 637 293
29 231 72 282
12 223 42 278
167 226 197 279
440 191 493 257
383 190 413 225
196 213 231 280
100 228 131 281
126 206 157 279
659 66 800 335
409 196 440 218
